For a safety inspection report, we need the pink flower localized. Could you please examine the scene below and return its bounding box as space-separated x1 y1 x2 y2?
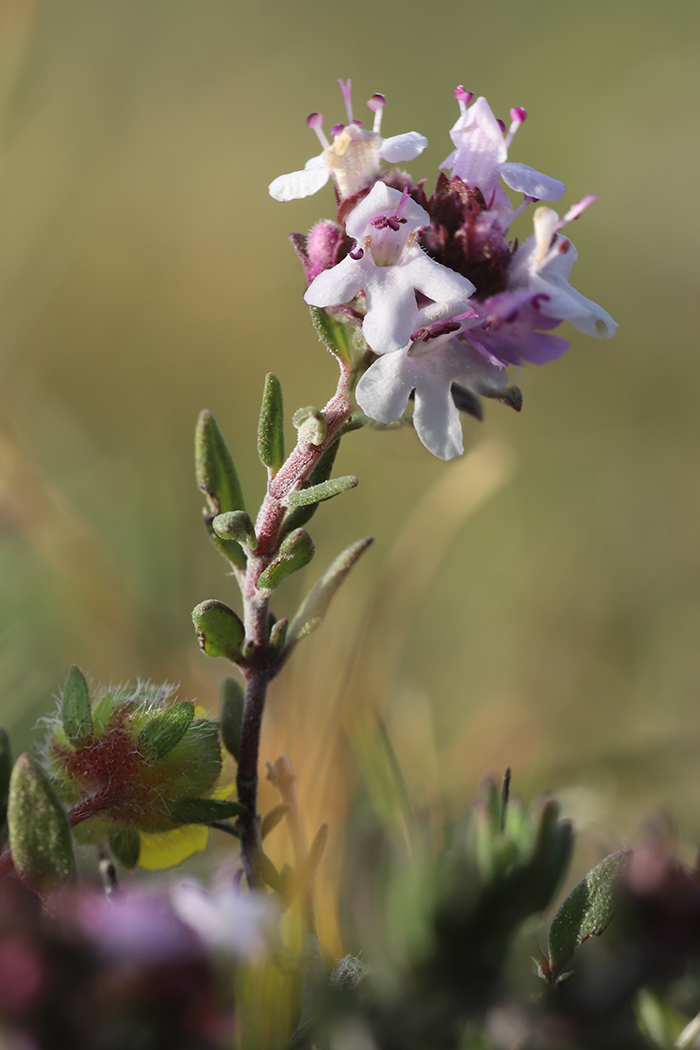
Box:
441 89 565 203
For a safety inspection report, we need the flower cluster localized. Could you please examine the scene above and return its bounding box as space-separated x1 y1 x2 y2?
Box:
271 80 617 459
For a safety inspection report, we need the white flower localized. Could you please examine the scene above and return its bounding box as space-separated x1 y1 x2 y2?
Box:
356 319 508 460
304 182 475 355
441 89 565 203
170 880 277 959
269 80 428 202
507 200 617 338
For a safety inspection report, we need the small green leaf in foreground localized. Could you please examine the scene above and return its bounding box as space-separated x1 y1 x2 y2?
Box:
548 848 631 981
137 702 195 760
62 665 93 743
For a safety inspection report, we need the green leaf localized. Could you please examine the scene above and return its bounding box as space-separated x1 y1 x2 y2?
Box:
286 536 373 650
548 848 630 980
309 306 361 366
281 439 340 536
192 600 246 663
261 803 291 840
8 753 76 895
195 411 247 570
109 826 141 869
269 617 288 656
220 676 244 762
257 374 285 474
255 850 285 895
0 728 12 815
286 475 358 508
257 529 315 591
61 665 93 743
170 797 246 825
195 410 246 516
212 510 257 550
137 702 195 759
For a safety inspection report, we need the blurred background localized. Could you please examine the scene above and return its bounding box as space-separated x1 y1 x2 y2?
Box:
0 0 697 978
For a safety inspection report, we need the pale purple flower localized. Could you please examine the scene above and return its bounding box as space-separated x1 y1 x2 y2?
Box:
304 181 476 355
507 201 618 338
78 892 199 964
269 80 428 202
441 88 565 203
170 881 276 959
464 290 571 366
356 318 508 460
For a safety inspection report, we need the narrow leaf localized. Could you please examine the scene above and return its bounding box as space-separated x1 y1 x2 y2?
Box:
8 753 76 895
257 374 285 474
281 439 340 536
257 529 315 591
195 410 246 515
269 617 288 656
192 600 245 663
548 848 631 980
61 665 93 743
255 850 285 895
170 797 246 825
137 702 195 759
220 676 244 762
261 803 291 839
288 824 329 900
310 306 357 366
287 537 373 650
196 411 247 570
286 475 358 508
110 826 141 869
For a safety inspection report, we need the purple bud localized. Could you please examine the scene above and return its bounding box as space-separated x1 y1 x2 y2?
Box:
306 221 349 281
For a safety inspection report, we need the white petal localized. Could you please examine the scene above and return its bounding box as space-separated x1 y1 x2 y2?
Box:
413 374 464 460
346 182 429 239
379 132 428 163
439 148 458 172
499 162 566 201
402 248 476 302
556 289 618 338
304 254 366 308
355 352 414 423
362 269 419 354
268 155 330 201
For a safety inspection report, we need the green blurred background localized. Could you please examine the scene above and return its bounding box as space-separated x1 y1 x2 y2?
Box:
0 0 698 913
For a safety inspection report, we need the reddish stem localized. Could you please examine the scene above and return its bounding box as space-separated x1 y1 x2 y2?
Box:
236 363 354 886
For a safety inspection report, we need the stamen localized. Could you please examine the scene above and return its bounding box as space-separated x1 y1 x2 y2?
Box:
454 85 474 115
367 93 386 134
337 79 354 124
558 194 598 229
504 107 527 150
394 187 409 218
496 118 506 134
349 246 364 260
509 195 537 225
330 123 345 136
306 112 330 149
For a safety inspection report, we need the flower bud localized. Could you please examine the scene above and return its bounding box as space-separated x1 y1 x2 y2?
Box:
45 679 231 861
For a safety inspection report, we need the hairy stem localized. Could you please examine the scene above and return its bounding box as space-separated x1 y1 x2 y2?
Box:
235 363 354 886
